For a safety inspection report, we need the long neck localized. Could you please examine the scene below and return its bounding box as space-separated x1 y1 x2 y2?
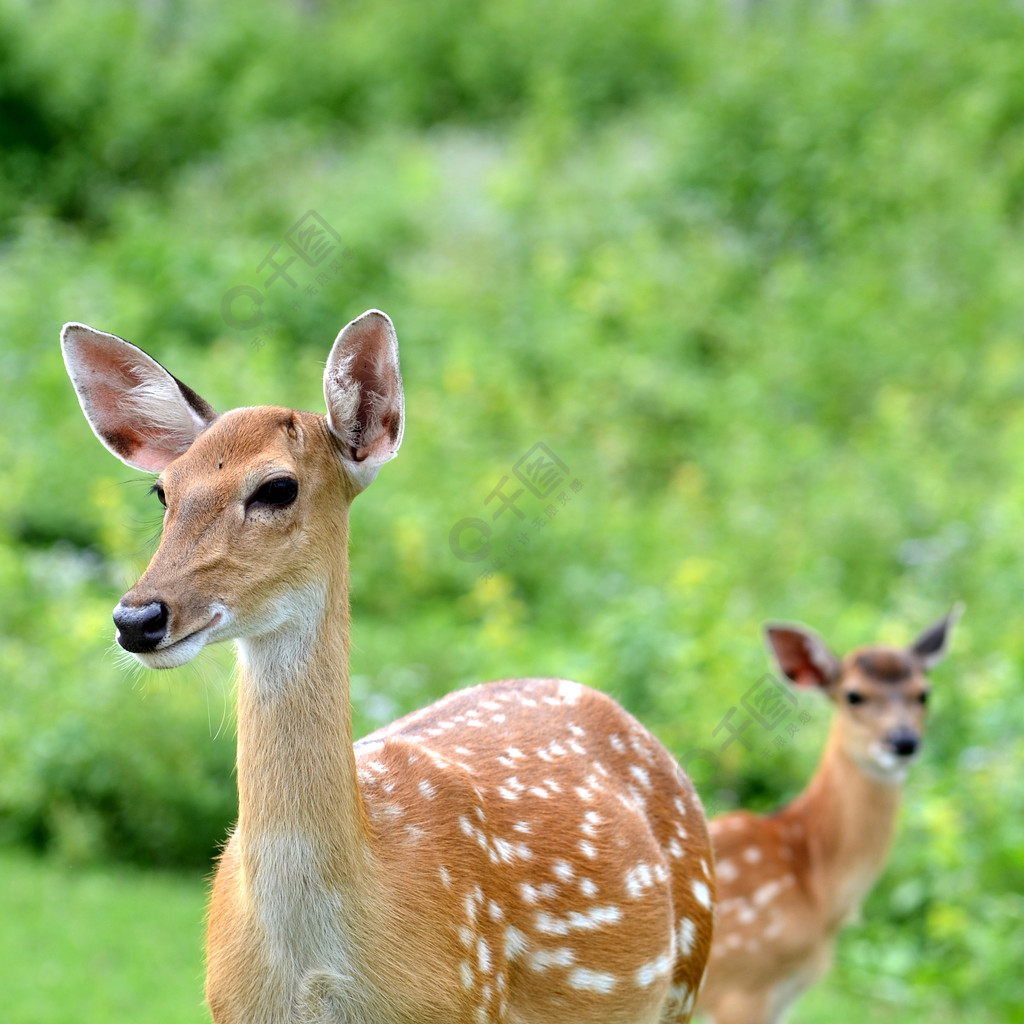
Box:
783 721 903 924
233 518 370 884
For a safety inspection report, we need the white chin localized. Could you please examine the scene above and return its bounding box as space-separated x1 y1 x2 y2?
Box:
133 630 210 669
864 742 914 784
131 608 229 669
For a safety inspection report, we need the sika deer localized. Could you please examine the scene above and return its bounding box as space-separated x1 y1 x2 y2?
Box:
696 610 960 1024
61 310 716 1024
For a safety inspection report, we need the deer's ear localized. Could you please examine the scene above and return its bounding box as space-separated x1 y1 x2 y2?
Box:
323 309 405 491
910 603 963 671
765 624 841 690
61 323 217 473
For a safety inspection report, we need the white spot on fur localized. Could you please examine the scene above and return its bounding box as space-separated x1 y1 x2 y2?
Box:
568 968 617 994
505 926 528 960
753 880 783 908
677 917 697 957
557 679 583 703
635 951 673 988
552 860 575 883
535 905 622 934
520 882 559 904
529 947 576 971
692 879 712 909
625 863 654 898
716 859 738 883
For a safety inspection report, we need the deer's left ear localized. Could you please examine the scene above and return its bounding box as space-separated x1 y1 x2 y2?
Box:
323 309 405 492
910 603 963 671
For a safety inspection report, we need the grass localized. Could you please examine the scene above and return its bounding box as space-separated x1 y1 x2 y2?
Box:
0 849 208 1024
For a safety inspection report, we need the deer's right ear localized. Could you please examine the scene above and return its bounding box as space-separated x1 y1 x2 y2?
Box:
61 323 217 473
323 309 405 492
765 624 842 690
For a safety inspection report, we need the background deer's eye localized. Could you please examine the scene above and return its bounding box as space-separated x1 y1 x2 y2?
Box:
845 691 865 706
249 477 298 507
918 691 930 705
150 482 167 507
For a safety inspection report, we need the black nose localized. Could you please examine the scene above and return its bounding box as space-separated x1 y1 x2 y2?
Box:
113 601 169 653
887 728 920 758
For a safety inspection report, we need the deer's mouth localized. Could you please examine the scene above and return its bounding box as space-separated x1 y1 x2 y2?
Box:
865 740 916 784
133 610 226 669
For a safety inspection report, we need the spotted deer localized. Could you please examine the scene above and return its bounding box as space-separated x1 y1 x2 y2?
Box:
61 309 716 1024
696 610 960 1024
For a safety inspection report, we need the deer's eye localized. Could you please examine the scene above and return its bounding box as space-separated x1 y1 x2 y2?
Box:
918 691 930 705
845 691 866 706
249 477 298 508
150 482 167 507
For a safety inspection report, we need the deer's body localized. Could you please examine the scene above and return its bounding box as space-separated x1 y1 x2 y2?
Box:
211 675 712 1024
61 311 715 1024
697 616 958 1024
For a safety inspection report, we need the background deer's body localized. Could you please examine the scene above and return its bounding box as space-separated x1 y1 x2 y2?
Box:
697 615 959 1024
61 311 715 1024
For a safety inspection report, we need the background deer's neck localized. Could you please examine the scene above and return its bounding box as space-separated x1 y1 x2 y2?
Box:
783 721 903 926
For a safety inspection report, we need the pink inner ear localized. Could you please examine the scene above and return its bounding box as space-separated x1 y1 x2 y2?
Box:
792 666 826 689
68 330 202 473
769 629 832 689
78 344 153 463
324 311 404 468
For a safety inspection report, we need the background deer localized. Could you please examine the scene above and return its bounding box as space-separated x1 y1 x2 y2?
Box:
61 309 716 1024
696 610 960 1024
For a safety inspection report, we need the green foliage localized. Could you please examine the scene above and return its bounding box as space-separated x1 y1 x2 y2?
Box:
1 0 1022 1016
0 849 206 1024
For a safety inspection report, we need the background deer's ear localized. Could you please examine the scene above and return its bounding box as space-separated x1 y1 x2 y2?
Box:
61 323 217 473
323 309 405 491
765 624 842 690
910 603 964 671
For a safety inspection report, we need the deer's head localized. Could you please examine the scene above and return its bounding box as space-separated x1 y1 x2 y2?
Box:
765 608 961 783
62 310 403 669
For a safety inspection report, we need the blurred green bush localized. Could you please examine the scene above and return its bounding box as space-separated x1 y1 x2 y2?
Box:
1 0 1022 1016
